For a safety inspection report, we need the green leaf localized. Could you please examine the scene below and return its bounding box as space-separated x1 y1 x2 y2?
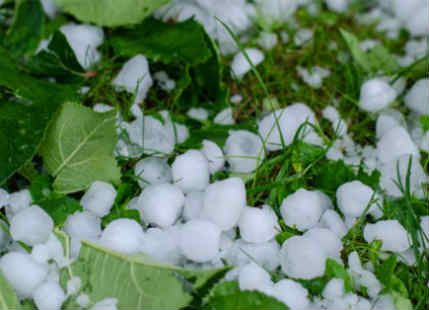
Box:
204 281 288 310
39 197 82 227
0 47 78 186
29 174 53 202
420 115 429 132
325 258 353 292
53 0 169 27
60 240 228 310
0 270 21 309
376 254 397 291
4 0 44 57
314 160 355 193
367 45 400 74
340 29 372 73
40 102 121 194
392 291 413 310
275 231 296 245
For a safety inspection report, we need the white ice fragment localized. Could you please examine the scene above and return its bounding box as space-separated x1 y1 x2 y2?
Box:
201 177 246 230
303 228 343 258
318 209 348 238
90 298 118 310
255 0 298 27
297 66 330 89
7 189 32 217
257 32 278 50
77 294 90 308
140 226 183 265
201 140 225 174
174 122 189 144
100 219 144 254
404 79 429 116
183 191 204 221
364 220 410 252
40 0 58 18
231 48 265 80
80 181 117 218
420 216 429 248
377 126 419 164
214 107 235 125
271 279 310 310
376 109 406 139
0 188 9 208
238 206 278 243
405 2 429 37
238 262 273 292
31 233 67 267
187 108 208 121
294 28 313 46
67 277 82 296
33 281 66 310
112 55 153 104
172 150 210 193
230 94 243 103
64 211 102 240
135 157 172 189
93 103 113 113
153 71 175 92
336 181 376 218
322 278 344 300
0 219 10 251
359 78 397 113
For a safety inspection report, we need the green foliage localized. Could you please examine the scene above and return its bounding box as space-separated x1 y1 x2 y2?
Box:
325 259 353 292
54 0 169 27
0 271 21 309
40 102 121 194
340 29 372 73
204 281 288 310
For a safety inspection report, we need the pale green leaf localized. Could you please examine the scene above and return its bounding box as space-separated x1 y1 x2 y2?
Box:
340 29 372 73
40 102 121 194
0 271 21 310
53 0 170 27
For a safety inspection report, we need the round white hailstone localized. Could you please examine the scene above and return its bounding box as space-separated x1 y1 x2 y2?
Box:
0 219 11 251
100 219 144 254
315 191 334 212
136 115 175 156
201 177 246 230
363 220 410 252
238 262 273 292
64 211 102 240
60 23 104 69
179 220 221 262
201 140 225 174
31 233 67 267
271 279 310 310
174 122 189 144
257 32 278 50
154 71 176 92
90 298 118 310
112 55 153 104
0 252 48 298
280 189 324 231
379 154 428 199
404 79 429 115
172 150 210 193
214 107 235 125
256 0 298 26
358 78 397 113
336 181 375 218
135 157 172 188
377 126 419 164
238 206 277 243
230 94 243 103
7 189 32 216
376 109 406 139
231 48 265 80
77 294 90 308
326 0 349 13
67 277 82 296
0 188 9 208
10 205 53 246
373 294 395 310
303 228 343 258
140 226 183 265
406 4 429 37
322 278 345 300
280 235 328 279
224 130 265 173
420 216 429 247
80 181 117 218
183 191 204 221
297 66 331 89
33 280 66 310
138 183 185 228
187 108 208 121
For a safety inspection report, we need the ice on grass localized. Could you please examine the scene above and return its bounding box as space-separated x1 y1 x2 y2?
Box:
347 251 382 298
318 210 354 238
280 235 327 279
64 211 102 240
303 228 343 259
77 294 90 308
175 122 189 144
0 252 48 298
364 220 410 252
404 78 429 116
183 191 204 221
297 66 330 89
138 183 185 228
81 181 117 218
405 2 429 36
224 130 265 173
255 0 298 27
326 0 349 12
201 140 225 174
10 205 53 246
257 32 278 50
31 233 67 267
271 279 310 310
40 0 58 18
322 278 345 300
376 109 406 139
0 188 8 208
100 219 144 254
135 157 172 189
67 277 82 296
187 108 208 121
214 107 235 125
358 78 397 113
201 178 246 230
294 29 313 46
0 219 10 251
231 48 265 80
238 262 273 292
420 216 429 248
33 281 66 310
90 298 118 310
172 150 210 193
60 23 104 69
153 71 176 92
179 220 221 262
112 55 153 104
376 126 419 164
6 189 32 217
280 189 324 231
238 206 278 243
140 226 183 265
336 181 377 218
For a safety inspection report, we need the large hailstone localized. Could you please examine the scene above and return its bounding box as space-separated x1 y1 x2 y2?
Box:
376 126 419 164
33 280 66 310
134 157 172 188
303 228 343 259
336 181 377 218
179 220 221 262
201 140 225 174
358 78 397 113
238 262 273 292
375 109 406 139
138 183 185 228
140 226 183 265
318 209 348 238
172 150 210 193
404 79 429 115
60 23 104 69
10 205 53 246
363 220 410 252
271 279 310 310
112 55 153 104
64 211 102 240
201 178 246 230
255 0 299 28
280 189 325 231
224 130 265 173
238 205 278 243
6 189 32 217
100 219 144 254
0 252 48 298
280 235 328 279
80 181 117 217
183 191 205 221
231 48 265 80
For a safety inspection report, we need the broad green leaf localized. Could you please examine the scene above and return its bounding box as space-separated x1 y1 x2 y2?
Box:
376 254 397 291
367 45 400 74
54 0 169 27
313 160 355 193
340 29 372 73
0 270 21 309
40 102 121 194
39 197 82 227
204 281 288 310
60 240 228 310
4 0 44 57
392 291 413 310
0 47 78 186
325 258 353 292
111 18 212 65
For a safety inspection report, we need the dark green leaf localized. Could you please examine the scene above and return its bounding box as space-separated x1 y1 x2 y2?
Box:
376 254 397 291
29 174 53 202
367 45 400 74
356 166 381 189
38 196 82 227
313 160 355 193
